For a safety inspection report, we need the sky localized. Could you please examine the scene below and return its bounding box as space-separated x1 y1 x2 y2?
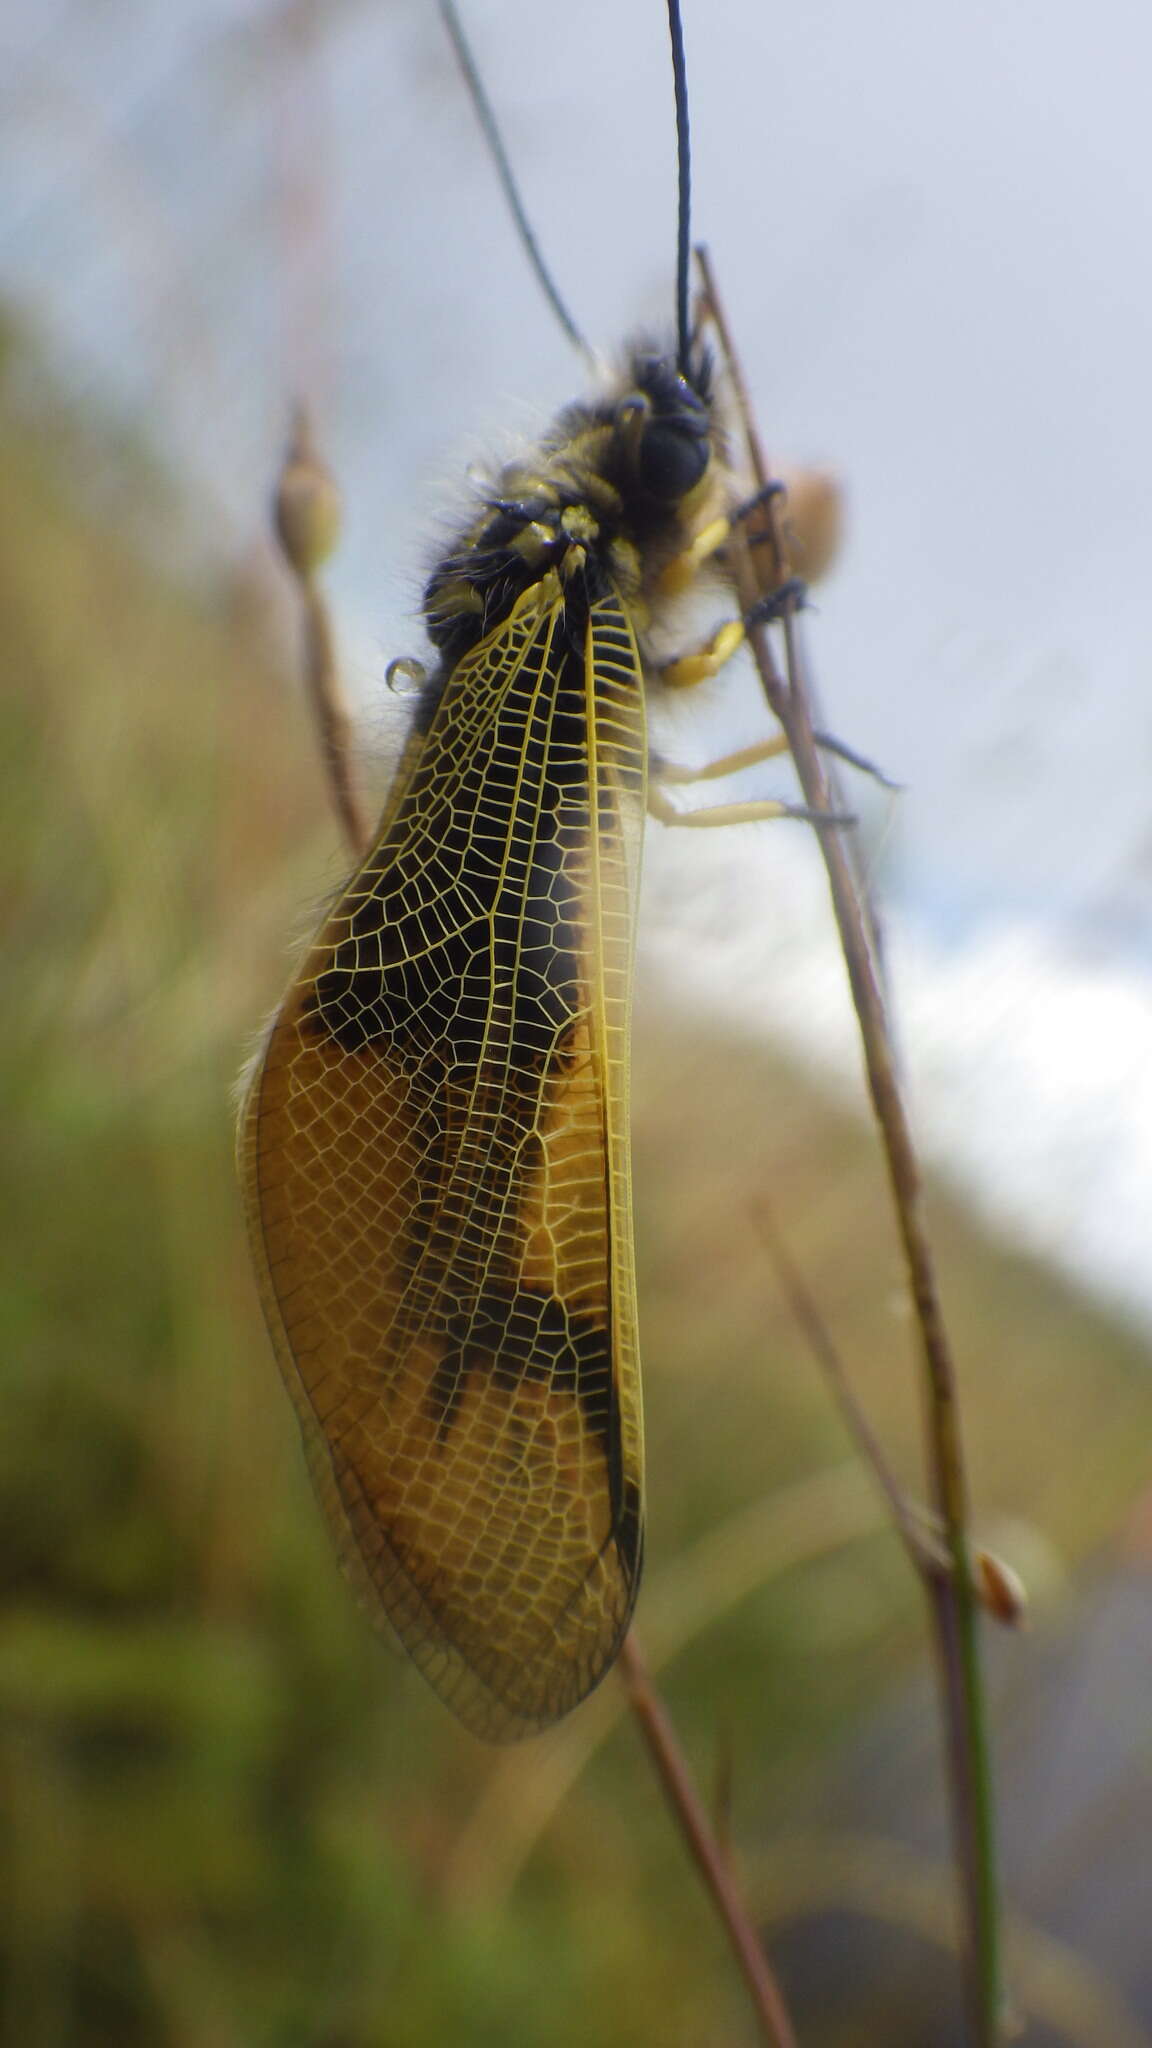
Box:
5 0 1152 1323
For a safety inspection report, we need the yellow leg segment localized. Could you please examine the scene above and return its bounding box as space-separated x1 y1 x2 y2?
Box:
656 734 791 786
661 618 746 691
657 497 804 687
657 514 732 596
648 787 803 829
650 739 849 829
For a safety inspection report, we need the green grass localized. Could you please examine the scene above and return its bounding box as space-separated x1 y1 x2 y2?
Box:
3 325 1150 2047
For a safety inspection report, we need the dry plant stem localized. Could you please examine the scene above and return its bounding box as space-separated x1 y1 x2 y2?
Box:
297 570 369 859
751 1201 946 1577
282 455 801 2048
695 244 1003 2045
619 1635 800 2048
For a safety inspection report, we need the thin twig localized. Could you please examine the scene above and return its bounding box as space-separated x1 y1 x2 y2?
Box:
619 1634 800 2048
751 1199 947 1577
296 572 367 858
273 405 368 859
696 243 1003 2044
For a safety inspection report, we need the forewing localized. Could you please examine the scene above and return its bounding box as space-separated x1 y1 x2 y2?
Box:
240 579 648 1740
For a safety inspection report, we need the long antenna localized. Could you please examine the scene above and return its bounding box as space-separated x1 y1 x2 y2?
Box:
437 0 589 360
666 0 692 373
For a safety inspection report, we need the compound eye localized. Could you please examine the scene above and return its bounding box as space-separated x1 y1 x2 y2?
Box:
637 420 710 501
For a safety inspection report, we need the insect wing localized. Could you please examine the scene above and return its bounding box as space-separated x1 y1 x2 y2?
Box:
241 576 647 1739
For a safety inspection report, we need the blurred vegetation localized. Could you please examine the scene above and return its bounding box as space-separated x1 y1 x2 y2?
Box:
3 319 1151 2047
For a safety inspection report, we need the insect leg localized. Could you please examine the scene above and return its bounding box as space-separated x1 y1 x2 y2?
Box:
649 682 853 829
652 611 802 807
655 729 896 797
647 785 846 830
659 619 746 690
657 514 735 596
655 734 791 784
656 485 789 598
659 570 807 690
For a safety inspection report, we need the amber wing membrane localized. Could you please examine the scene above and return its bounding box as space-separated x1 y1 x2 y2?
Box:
241 579 648 1739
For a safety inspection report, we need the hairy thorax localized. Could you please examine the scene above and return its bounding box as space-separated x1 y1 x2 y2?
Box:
423 347 732 671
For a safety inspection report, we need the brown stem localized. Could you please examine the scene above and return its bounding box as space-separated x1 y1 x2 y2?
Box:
272 405 369 860
298 570 368 859
751 1200 946 1577
696 244 1003 2044
620 1633 800 2048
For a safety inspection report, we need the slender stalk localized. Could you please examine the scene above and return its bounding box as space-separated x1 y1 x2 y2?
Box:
751 1201 947 1577
272 406 368 859
620 1635 800 2048
696 244 1003 2044
296 572 368 859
